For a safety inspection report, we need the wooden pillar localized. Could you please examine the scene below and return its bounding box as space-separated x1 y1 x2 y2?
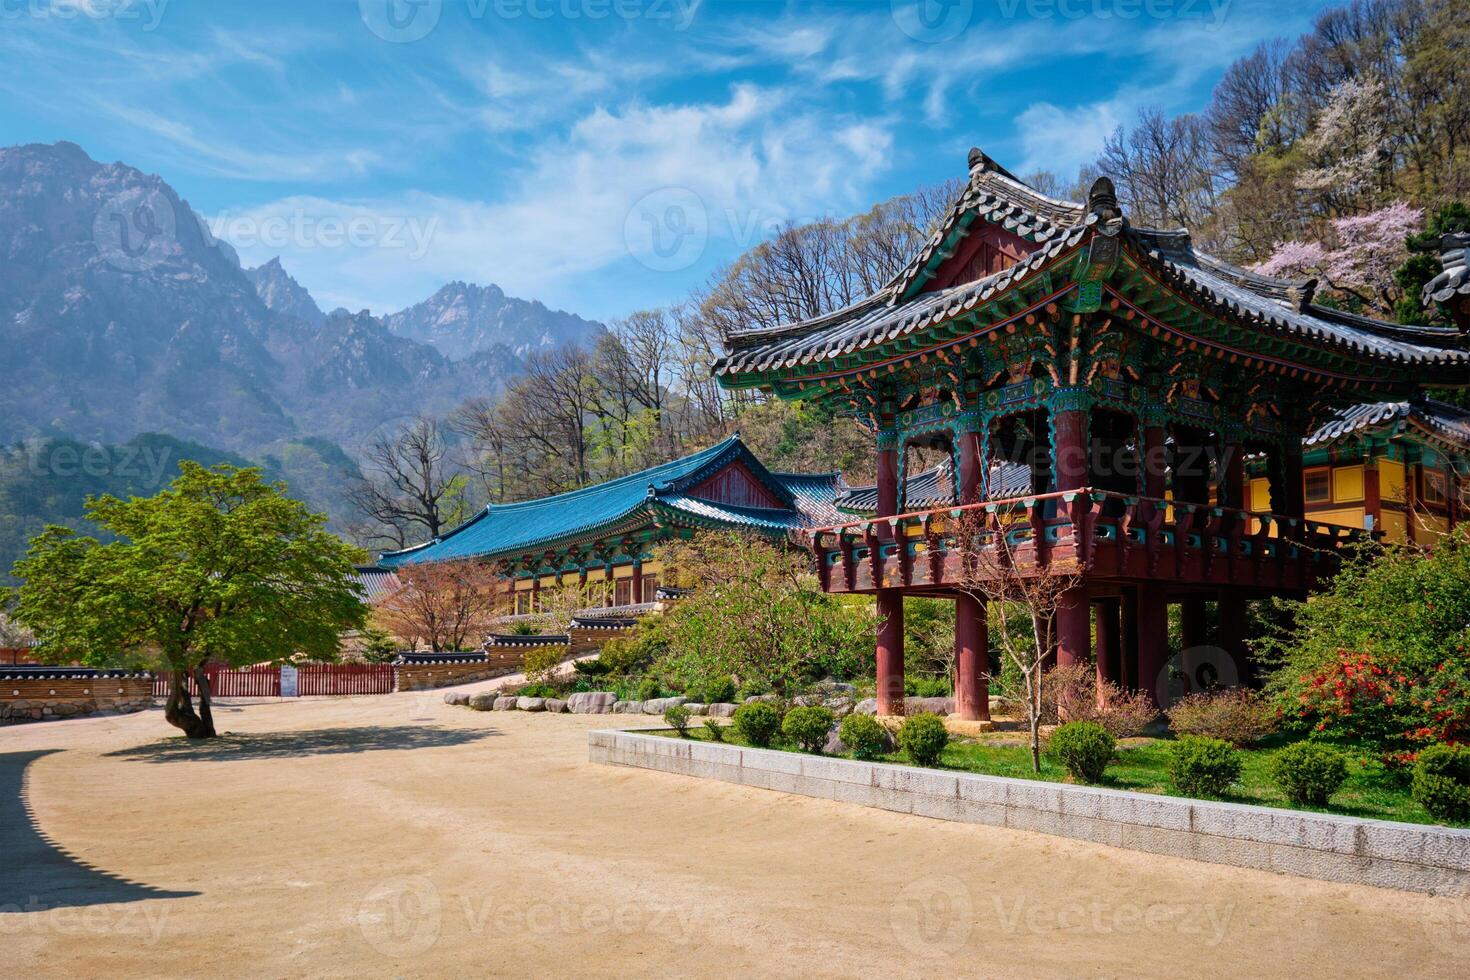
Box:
632 559 644 605
957 428 984 505
1142 423 1168 499
1095 598 1121 691
953 593 989 721
1363 458 1382 532
1217 593 1250 686
877 591 905 716
1135 585 1169 706
875 429 905 715
1121 587 1139 691
1223 442 1245 509
1053 406 1090 668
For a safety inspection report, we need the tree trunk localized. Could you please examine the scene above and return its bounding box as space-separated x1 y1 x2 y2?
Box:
191 665 217 739
163 669 212 739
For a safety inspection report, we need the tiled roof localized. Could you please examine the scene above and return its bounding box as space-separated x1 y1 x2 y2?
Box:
714 148 1469 384
379 437 841 566
352 566 402 599
1424 233 1470 306
835 459 1032 515
1305 399 1470 453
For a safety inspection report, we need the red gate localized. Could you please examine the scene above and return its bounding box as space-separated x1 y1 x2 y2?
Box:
296 663 395 695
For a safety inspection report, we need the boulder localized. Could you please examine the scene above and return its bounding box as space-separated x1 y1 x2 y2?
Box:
707 703 738 718
824 696 855 717
493 696 518 711
612 700 643 714
544 698 568 713
444 691 471 706
517 697 546 712
468 693 498 711
642 697 688 715
743 694 778 704
854 698 878 715
684 702 707 716
906 696 953 716
568 692 617 714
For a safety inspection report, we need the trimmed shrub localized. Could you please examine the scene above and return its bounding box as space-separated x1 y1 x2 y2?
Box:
736 677 772 700
522 644 567 685
1167 736 1242 798
664 704 691 737
1048 721 1116 784
898 712 949 767
783 706 836 753
839 713 890 761
1412 744 1470 822
733 701 781 747
703 718 725 742
1270 742 1349 805
517 682 560 699
690 675 737 705
1166 688 1278 747
905 675 951 698
634 676 661 702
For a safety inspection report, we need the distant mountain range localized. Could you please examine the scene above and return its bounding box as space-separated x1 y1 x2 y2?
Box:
0 140 606 555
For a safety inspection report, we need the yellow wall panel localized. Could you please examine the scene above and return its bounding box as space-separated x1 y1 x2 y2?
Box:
1420 514 1450 541
1380 510 1408 543
1333 465 1364 503
1250 477 1271 512
1381 459 1406 502
1312 507 1366 530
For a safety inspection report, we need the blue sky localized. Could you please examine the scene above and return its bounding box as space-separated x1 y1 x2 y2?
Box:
0 0 1336 322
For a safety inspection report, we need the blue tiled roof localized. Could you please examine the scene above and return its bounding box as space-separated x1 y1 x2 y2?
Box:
379 436 837 566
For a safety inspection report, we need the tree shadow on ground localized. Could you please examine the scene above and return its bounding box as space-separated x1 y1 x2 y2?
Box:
103 725 501 763
0 749 199 912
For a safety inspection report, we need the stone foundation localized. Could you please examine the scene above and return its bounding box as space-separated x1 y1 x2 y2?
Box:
394 659 518 692
1 675 154 724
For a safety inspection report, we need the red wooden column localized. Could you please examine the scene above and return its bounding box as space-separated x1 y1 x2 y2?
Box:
953 419 988 721
953 593 988 722
1135 586 1169 705
1052 403 1090 667
875 428 905 716
631 559 644 606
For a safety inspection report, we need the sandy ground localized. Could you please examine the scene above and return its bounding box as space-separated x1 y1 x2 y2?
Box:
4 693 1469 979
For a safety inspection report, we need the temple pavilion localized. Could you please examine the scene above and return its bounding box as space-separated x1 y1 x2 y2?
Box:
713 148 1470 718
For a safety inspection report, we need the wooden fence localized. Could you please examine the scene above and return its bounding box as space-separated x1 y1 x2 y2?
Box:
151 663 394 698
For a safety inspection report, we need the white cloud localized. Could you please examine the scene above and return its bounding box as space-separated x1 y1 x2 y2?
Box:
1014 100 1125 180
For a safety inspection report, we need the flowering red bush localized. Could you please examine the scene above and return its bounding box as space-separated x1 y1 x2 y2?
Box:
1291 648 1470 764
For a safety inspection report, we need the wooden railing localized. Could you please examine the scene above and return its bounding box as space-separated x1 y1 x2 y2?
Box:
795 489 1375 593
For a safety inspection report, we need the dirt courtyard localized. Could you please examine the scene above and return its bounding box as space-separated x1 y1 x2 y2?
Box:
5 693 1469 978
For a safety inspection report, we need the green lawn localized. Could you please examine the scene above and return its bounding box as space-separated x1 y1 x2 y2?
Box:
655 726 1458 828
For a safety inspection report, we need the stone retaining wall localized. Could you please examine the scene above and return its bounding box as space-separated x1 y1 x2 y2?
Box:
590 729 1470 897
1 675 154 724
395 660 517 692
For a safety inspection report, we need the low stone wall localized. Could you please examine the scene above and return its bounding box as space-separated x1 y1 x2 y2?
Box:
590 729 1470 897
395 660 517 692
1 674 154 724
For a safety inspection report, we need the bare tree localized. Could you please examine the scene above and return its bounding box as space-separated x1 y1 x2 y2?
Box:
347 417 468 550
952 508 1083 772
372 559 505 653
1095 108 1223 233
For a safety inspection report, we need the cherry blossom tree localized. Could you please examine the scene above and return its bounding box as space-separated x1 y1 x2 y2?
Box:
1254 202 1423 316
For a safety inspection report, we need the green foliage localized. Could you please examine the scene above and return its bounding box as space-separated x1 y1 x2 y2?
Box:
633 676 661 702
517 682 560 699
1167 736 1242 798
905 675 951 698
782 706 835 754
687 674 737 705
650 532 872 695
1048 721 1116 785
1270 742 1349 806
1165 688 1278 747
898 713 949 767
1412 744 1470 823
703 718 725 742
595 621 664 675
507 620 541 636
732 701 781 748
522 645 568 686
11 462 367 672
357 625 399 664
838 713 890 761
1265 528 1470 758
736 677 771 700
664 703 692 737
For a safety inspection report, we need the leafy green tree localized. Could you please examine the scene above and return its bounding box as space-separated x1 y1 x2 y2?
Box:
9 463 368 738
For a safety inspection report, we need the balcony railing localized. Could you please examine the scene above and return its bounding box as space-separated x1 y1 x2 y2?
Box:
793 488 1375 594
